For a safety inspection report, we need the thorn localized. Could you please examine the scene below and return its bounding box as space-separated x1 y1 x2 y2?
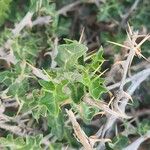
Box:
127 22 133 36
107 41 130 49
108 96 115 107
137 53 150 63
126 29 132 42
136 34 150 48
79 27 85 44
123 91 133 102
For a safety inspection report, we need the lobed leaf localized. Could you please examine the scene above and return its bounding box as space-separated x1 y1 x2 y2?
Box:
55 41 88 69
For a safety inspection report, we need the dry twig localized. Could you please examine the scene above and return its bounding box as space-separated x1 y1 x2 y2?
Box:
83 95 130 119
107 67 150 90
66 109 111 149
97 24 150 149
57 1 82 16
121 0 141 28
123 130 150 150
66 109 93 150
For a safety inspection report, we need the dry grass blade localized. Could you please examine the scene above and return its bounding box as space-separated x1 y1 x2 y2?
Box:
66 109 110 149
0 123 27 137
66 109 93 150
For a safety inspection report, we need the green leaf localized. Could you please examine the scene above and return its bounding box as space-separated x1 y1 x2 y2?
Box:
91 47 104 69
32 105 48 121
39 80 55 91
29 90 59 120
0 134 43 150
87 47 105 73
89 78 107 99
137 119 150 135
39 91 59 116
55 41 87 69
23 135 43 150
30 80 69 120
64 127 80 148
48 112 64 140
55 80 69 102
0 134 25 149
82 71 91 86
73 102 99 123
49 143 62 150
39 79 68 102
69 82 84 103
0 0 12 26
110 135 129 150
7 79 29 97
0 70 14 90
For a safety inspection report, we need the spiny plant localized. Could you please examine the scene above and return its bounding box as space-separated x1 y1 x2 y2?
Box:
0 1 107 146
0 0 150 150
0 40 106 149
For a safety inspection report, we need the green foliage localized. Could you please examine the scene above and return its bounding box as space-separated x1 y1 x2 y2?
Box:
48 112 64 140
89 77 106 99
97 0 123 22
0 0 12 26
55 40 88 70
0 134 43 149
57 17 71 37
73 102 99 123
0 29 105 147
0 0 149 149
81 48 107 100
109 135 129 150
68 82 84 103
28 41 106 121
137 120 150 135
131 0 150 30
